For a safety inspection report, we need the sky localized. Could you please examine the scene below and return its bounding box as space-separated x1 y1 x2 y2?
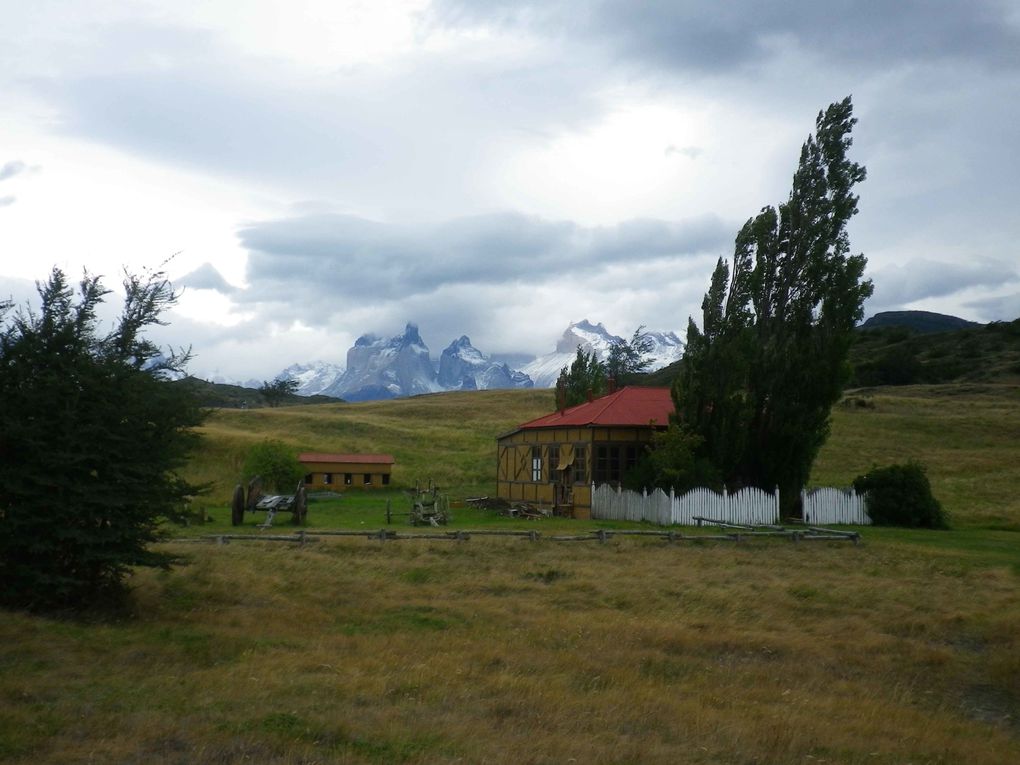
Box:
2 0 1018 382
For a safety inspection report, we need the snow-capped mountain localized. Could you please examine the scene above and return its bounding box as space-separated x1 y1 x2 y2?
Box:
643 330 685 370
195 371 262 389
278 361 345 396
438 336 534 391
521 320 623 388
321 323 444 402
521 320 684 388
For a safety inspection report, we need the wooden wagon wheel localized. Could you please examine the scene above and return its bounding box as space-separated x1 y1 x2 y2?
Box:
230 484 245 526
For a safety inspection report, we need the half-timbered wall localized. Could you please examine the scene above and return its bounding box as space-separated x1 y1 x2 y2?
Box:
496 426 661 519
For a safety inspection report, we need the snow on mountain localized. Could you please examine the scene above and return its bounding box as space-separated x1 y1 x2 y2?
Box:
522 320 623 388
278 361 344 396
194 371 262 389
438 336 534 391
521 320 684 388
322 323 444 401
643 330 684 370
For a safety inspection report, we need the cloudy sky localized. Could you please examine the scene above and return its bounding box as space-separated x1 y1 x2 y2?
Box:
2 1 1018 381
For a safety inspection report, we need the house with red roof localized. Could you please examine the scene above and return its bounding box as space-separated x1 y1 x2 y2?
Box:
495 386 674 518
299 452 395 490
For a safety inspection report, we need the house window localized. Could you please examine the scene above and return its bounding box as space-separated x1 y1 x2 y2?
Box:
572 446 587 485
382 473 390 486
594 444 643 485
345 473 353 485
363 473 372 485
547 445 559 482
531 446 542 482
323 472 332 485
304 473 313 485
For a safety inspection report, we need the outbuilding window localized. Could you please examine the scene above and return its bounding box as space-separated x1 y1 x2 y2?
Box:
531 446 542 482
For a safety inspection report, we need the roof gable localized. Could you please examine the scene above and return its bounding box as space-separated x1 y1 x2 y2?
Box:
515 386 673 430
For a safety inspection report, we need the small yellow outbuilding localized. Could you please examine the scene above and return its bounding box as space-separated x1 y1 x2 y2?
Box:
299 452 395 490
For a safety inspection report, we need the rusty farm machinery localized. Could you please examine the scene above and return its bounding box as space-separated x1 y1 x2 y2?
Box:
385 479 451 526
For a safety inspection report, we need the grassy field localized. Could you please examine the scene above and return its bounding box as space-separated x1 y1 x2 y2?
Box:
2 383 1019 764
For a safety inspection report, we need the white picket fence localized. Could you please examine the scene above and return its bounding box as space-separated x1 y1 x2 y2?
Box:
591 484 870 526
591 484 781 526
801 487 870 525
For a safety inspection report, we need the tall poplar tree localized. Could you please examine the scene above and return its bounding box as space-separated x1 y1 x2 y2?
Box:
673 97 873 512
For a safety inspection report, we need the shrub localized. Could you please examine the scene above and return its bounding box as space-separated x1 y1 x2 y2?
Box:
243 440 303 493
0 268 205 611
852 462 948 529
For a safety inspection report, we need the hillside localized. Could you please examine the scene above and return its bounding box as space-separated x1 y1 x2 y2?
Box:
184 383 1020 530
849 318 1020 386
634 317 1020 389
859 309 980 334
170 376 343 409
185 388 553 503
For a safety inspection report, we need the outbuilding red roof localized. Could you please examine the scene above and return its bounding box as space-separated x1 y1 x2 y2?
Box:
298 453 395 465
512 386 674 431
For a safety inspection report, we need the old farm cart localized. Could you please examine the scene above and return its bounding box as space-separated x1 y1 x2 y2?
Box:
231 475 309 527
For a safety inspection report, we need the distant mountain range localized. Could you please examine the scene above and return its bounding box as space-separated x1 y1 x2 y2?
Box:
520 320 683 388
199 319 685 401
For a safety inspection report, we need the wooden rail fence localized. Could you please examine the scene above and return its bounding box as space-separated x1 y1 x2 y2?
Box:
174 523 860 546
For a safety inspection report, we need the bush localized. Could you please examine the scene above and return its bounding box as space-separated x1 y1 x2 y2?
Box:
0 268 205 611
852 462 948 529
243 440 303 494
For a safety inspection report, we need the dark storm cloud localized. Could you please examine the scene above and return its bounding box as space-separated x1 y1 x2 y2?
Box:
238 210 731 308
432 0 1020 74
869 258 1019 308
966 292 1020 322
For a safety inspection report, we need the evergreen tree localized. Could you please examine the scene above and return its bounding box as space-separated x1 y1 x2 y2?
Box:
555 347 606 408
673 97 873 512
0 267 205 611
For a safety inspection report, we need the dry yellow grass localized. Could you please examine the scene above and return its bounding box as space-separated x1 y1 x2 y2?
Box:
3 384 1018 763
2 534 1018 764
186 389 553 504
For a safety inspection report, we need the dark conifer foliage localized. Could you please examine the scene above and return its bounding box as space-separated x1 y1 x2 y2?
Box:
0 267 205 611
673 97 873 512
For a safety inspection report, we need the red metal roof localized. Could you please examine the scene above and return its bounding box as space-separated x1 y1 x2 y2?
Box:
298 453 395 465
513 386 674 431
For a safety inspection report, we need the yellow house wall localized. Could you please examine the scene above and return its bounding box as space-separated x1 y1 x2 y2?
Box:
301 461 393 490
496 426 660 519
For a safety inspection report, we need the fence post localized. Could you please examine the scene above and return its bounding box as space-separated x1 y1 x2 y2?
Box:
775 485 781 524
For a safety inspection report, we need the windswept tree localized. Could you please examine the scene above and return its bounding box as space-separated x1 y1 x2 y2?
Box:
673 97 873 512
606 325 655 383
259 376 300 407
0 267 205 610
